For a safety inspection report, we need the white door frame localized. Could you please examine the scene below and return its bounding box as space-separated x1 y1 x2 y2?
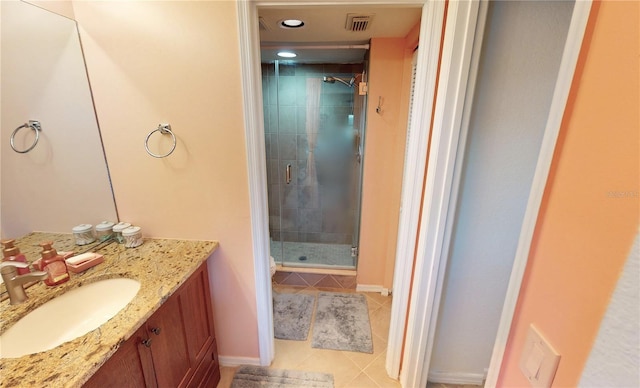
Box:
398 1 482 386
399 1 594 387
236 0 446 369
484 1 592 385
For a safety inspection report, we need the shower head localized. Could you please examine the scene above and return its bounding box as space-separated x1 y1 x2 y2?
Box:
323 76 356 88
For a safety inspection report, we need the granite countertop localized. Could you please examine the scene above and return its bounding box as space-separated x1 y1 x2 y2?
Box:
0 232 218 388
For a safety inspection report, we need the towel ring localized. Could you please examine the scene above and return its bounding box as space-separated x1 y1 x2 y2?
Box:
145 124 176 158
10 120 41 154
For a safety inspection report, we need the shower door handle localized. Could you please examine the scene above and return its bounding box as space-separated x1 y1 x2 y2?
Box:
285 164 292 184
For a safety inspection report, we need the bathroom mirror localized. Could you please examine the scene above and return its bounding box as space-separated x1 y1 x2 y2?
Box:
1 1 118 239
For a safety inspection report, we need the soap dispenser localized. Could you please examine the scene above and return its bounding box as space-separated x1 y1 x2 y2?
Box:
1 239 30 275
39 242 70 286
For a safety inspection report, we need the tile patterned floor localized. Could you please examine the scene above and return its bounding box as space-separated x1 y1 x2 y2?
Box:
217 284 396 388
217 284 481 388
273 271 357 290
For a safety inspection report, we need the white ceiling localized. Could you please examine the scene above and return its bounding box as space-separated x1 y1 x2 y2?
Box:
259 5 421 63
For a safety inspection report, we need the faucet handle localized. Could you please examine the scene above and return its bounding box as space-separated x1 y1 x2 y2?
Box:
0 261 29 269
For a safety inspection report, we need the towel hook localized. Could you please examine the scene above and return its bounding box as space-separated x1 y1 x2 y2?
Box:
10 120 41 154
144 123 176 158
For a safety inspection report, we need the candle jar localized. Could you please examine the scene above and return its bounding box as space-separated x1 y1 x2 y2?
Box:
122 226 143 248
112 222 132 244
72 224 95 246
95 221 115 241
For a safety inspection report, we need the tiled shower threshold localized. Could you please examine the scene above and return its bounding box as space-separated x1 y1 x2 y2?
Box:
270 240 356 269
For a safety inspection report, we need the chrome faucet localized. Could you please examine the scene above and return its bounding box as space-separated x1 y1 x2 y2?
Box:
1 262 48 305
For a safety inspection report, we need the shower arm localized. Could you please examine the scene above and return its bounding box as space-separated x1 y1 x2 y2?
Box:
332 77 353 87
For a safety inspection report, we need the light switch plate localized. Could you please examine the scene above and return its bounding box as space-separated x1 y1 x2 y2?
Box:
519 325 561 387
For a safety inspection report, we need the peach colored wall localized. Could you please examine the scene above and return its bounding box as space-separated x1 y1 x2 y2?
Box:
358 37 412 289
26 1 75 19
498 1 640 386
71 1 259 359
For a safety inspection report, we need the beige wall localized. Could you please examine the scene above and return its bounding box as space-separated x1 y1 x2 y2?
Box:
357 36 414 289
26 0 75 19
499 1 640 385
72 1 259 359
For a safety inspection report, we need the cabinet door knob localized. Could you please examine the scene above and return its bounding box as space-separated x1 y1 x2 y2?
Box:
150 327 161 335
141 338 153 348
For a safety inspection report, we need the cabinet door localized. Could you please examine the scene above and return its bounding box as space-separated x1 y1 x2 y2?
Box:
146 296 192 388
179 265 215 365
84 325 156 388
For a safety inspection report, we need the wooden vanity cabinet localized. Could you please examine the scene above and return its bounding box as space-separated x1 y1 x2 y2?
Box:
85 262 219 388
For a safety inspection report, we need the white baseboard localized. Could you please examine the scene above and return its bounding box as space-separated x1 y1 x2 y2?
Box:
356 284 391 296
427 371 485 385
219 355 262 367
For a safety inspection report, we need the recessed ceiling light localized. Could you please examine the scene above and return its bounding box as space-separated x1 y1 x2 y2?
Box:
280 19 304 28
277 51 297 58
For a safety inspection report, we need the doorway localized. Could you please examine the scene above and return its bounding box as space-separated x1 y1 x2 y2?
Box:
237 0 446 375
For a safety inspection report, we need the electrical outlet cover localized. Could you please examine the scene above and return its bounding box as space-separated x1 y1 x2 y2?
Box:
519 325 561 387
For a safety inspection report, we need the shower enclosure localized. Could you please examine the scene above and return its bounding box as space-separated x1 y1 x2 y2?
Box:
263 61 367 269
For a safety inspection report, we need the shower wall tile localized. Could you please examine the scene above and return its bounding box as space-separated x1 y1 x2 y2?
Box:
278 106 297 133
279 63 295 76
297 134 308 158
296 107 307 133
322 64 342 74
282 185 298 209
296 64 324 75
298 185 320 209
267 78 278 105
299 232 323 244
281 208 298 231
263 63 276 77
268 105 278 133
277 77 297 106
266 134 281 160
270 134 279 159
294 76 308 107
320 233 349 244
278 134 297 159
268 185 280 216
299 208 322 233
322 209 346 234
269 215 280 231
263 108 270 133
297 159 308 185
262 78 270 106
267 159 279 182
281 231 299 242
322 106 352 130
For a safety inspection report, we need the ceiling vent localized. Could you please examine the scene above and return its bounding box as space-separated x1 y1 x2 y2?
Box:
345 14 374 32
258 17 270 31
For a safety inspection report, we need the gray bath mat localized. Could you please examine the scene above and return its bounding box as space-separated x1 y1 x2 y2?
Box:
311 292 373 353
273 292 315 340
231 365 334 387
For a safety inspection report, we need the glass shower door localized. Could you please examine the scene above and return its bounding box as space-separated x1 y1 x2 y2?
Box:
263 61 367 270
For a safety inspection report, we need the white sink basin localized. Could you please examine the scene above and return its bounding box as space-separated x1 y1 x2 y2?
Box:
0 278 140 358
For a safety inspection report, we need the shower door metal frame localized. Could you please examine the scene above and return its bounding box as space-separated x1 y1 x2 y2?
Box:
268 60 366 270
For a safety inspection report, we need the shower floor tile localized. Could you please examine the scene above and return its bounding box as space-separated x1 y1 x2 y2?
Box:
270 240 355 268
